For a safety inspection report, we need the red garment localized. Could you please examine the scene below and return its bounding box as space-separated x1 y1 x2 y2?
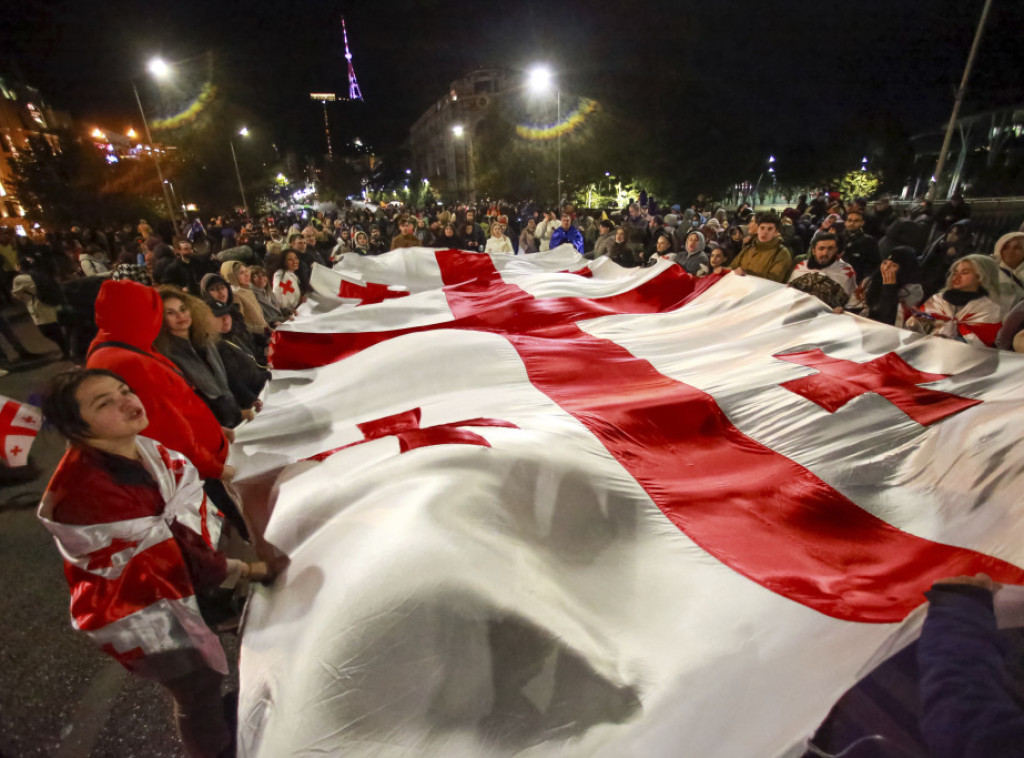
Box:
47 443 228 590
86 280 228 479
39 438 229 680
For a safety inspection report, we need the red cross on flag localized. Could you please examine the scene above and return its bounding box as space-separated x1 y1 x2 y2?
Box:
233 249 1024 758
0 395 42 467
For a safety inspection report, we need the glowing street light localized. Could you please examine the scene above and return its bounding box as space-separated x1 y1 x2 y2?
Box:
527 65 553 93
230 126 251 218
133 58 177 228
91 128 104 139
451 124 467 198
147 57 171 79
527 64 561 205
126 128 138 139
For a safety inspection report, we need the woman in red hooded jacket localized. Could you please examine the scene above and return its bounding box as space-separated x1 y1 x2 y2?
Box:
86 279 247 537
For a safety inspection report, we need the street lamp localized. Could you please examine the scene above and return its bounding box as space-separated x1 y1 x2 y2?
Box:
528 65 561 207
230 126 250 218
133 57 177 230
148 57 171 79
451 124 466 200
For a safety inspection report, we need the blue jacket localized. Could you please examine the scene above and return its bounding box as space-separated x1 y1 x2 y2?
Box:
549 225 584 254
918 584 1024 758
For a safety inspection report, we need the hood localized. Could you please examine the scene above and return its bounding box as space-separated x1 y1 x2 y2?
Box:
685 231 706 253
994 232 1024 267
885 245 922 285
93 279 163 349
220 260 244 286
201 273 234 305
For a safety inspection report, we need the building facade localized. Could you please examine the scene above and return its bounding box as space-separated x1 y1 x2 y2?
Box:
0 75 71 227
408 69 512 202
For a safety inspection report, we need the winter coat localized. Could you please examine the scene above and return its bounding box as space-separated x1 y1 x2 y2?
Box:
157 334 241 429
730 238 794 283
918 584 1024 758
86 280 229 479
484 235 515 254
217 336 270 409
591 231 615 260
519 228 539 255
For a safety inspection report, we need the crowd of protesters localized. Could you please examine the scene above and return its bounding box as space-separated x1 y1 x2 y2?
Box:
2 191 1024 381
4 189 1023 757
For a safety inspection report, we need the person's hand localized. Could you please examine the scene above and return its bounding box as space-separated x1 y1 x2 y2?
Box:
248 552 289 585
241 408 256 423
222 427 236 443
732 267 746 276
245 561 273 583
880 259 899 285
220 464 236 483
933 573 1001 593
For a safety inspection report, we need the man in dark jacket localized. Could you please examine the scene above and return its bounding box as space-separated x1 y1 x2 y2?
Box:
841 210 881 282
462 209 487 251
160 239 211 297
865 196 897 238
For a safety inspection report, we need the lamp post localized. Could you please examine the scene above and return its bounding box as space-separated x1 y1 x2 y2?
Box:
230 126 250 218
451 124 464 200
164 180 180 215
528 66 561 208
133 57 177 230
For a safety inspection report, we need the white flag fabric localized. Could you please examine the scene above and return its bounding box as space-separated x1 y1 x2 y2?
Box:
232 249 1024 757
0 394 42 467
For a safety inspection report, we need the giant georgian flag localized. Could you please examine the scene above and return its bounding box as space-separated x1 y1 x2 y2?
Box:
232 248 1024 758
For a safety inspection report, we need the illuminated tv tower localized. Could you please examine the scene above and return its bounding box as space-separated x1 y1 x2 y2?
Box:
342 17 363 102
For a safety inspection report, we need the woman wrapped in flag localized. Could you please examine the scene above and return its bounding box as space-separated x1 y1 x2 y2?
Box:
38 368 277 758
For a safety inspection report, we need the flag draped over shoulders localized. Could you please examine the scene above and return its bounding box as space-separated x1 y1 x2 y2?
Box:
39 437 228 680
231 248 1024 758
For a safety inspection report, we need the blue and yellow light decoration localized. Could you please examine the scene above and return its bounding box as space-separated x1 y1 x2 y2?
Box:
151 82 218 131
516 98 598 141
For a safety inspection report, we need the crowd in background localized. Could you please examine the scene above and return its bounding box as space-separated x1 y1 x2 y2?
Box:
2 190 1022 375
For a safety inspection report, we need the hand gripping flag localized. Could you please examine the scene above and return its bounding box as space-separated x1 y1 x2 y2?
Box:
0 395 42 467
232 249 1024 758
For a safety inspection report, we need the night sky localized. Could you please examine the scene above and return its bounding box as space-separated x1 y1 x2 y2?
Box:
3 0 1024 169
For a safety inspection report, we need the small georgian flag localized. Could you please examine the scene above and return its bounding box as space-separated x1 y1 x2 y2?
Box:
0 395 42 467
